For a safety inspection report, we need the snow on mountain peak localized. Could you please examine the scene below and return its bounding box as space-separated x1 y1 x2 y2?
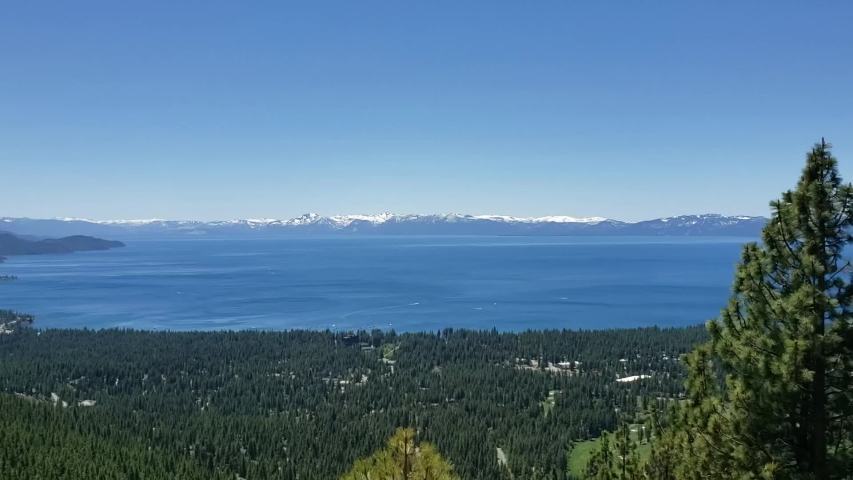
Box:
533 215 608 224
329 213 396 226
471 215 523 223
6 212 766 236
56 217 98 223
98 219 167 225
44 213 615 228
0 213 768 237
471 215 607 224
283 213 325 226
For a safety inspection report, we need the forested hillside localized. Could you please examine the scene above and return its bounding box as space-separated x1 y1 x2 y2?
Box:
0 325 705 479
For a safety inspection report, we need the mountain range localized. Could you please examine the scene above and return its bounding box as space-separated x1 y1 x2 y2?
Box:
0 214 767 238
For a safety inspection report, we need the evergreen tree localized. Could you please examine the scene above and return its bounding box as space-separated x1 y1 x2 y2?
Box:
613 417 639 480
587 432 614 480
583 416 640 480
341 428 460 480
678 139 853 479
639 401 680 479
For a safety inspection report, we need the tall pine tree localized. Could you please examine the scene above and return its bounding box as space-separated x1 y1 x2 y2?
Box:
583 432 615 480
679 139 853 479
614 417 640 480
341 428 460 480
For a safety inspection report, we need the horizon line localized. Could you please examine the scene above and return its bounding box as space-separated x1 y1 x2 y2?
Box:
1 212 770 224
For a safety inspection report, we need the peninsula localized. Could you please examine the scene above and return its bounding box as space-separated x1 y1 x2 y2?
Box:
0 231 124 260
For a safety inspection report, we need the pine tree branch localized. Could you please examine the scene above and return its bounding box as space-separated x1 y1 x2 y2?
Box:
757 279 788 329
805 203 825 235
729 393 799 461
833 433 845 457
825 260 851 284
824 374 853 390
827 410 853 422
775 217 804 271
829 184 852 231
686 427 729 463
727 302 785 364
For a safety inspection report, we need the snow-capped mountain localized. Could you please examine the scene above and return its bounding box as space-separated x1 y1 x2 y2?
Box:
0 213 767 238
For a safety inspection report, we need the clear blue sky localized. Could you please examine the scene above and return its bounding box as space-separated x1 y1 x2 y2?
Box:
2 1 851 222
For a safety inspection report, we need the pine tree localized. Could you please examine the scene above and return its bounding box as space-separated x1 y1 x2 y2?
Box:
642 425 678 480
340 428 460 480
613 417 639 480
583 432 615 480
678 139 853 479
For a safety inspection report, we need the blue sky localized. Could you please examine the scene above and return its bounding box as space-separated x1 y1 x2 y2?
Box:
2 2 851 222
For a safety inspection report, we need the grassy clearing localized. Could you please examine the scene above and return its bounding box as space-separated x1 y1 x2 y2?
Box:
381 344 398 359
568 438 602 477
541 390 558 417
567 424 652 478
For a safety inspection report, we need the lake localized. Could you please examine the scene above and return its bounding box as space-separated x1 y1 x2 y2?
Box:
0 236 749 332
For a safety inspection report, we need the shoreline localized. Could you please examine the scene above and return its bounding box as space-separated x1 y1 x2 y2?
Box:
8 322 705 335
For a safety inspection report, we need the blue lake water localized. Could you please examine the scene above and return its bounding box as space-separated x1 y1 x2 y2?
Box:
0 237 750 332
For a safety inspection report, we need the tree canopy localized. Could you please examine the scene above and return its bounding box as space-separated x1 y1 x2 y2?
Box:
0 324 705 479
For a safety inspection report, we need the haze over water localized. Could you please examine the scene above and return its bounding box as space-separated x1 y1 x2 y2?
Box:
0 237 747 332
